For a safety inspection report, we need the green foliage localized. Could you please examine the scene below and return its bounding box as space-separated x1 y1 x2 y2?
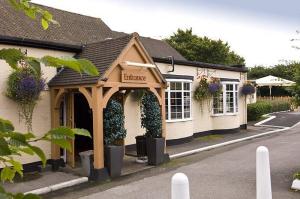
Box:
41 56 99 76
104 100 127 145
0 49 99 77
165 28 245 65
194 77 210 103
269 100 291 112
7 0 59 30
0 118 91 184
247 100 291 121
247 62 299 81
293 172 300 180
141 92 162 138
247 101 272 121
6 67 45 131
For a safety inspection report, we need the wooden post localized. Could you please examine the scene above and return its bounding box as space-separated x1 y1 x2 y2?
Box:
92 86 104 169
50 89 61 160
160 88 167 153
160 88 166 139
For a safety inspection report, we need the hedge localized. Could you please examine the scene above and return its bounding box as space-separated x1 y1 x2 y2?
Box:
247 100 290 121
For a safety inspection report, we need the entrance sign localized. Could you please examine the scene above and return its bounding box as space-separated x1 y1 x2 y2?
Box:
121 69 147 83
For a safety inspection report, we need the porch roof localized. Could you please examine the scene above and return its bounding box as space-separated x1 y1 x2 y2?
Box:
48 34 132 87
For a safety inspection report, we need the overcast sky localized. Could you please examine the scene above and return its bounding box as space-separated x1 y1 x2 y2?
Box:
32 0 300 67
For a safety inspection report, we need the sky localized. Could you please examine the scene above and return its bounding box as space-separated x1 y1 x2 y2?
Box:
32 0 300 67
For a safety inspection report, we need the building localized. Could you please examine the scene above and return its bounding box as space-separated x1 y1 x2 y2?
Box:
0 1 247 179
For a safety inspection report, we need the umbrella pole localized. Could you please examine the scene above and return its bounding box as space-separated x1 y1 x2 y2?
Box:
269 86 272 100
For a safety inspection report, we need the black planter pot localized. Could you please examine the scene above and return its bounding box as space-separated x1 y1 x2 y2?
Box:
135 135 147 157
146 137 165 166
104 145 124 178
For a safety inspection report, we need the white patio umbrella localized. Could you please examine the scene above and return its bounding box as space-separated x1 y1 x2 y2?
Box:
255 75 295 96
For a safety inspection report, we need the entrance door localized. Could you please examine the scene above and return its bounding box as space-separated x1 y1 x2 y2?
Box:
73 93 94 165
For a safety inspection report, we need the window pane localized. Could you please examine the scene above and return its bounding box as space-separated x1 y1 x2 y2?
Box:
170 82 176 90
170 91 182 119
213 92 223 114
175 82 182 90
226 89 234 113
184 82 190 91
184 92 191 119
226 84 233 91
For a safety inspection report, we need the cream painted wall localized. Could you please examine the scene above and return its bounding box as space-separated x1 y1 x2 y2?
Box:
124 92 145 145
0 44 74 164
158 62 247 141
122 62 247 144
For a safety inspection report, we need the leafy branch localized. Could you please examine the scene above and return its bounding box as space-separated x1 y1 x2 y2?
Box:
7 0 58 30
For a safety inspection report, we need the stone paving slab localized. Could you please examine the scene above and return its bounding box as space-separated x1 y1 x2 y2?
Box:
2 171 81 193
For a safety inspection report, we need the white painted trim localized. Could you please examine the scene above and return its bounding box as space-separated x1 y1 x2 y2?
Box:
169 126 290 159
170 118 300 160
124 61 156 68
254 116 276 126
166 118 193 123
165 79 193 83
24 177 88 195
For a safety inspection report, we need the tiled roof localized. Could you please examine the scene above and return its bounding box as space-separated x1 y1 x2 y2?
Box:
0 0 114 46
112 31 186 60
48 34 132 86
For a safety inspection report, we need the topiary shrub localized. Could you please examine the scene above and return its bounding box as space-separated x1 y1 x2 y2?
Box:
141 92 162 138
6 67 45 131
104 100 127 145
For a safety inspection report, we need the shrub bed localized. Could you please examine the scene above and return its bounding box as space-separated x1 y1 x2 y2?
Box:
247 100 291 121
247 101 272 121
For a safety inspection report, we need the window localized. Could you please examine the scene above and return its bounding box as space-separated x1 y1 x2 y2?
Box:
165 80 192 121
213 82 239 115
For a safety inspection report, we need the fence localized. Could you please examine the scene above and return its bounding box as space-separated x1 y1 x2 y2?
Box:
171 146 272 199
257 96 291 102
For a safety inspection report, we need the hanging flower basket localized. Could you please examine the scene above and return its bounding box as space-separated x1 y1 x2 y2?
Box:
194 76 209 102
208 78 222 96
241 83 255 95
6 67 45 131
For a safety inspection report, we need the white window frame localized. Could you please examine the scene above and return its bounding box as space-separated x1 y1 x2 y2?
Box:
212 81 239 116
165 79 193 123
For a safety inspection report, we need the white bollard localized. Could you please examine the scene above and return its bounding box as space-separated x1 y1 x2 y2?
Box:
256 146 272 199
171 173 190 199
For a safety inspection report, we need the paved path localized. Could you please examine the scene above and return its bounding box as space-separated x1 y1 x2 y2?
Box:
264 111 300 127
80 124 300 199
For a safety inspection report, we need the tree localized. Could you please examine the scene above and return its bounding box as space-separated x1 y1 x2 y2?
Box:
247 61 300 81
165 28 245 65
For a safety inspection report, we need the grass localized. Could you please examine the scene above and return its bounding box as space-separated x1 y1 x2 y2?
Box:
196 134 224 141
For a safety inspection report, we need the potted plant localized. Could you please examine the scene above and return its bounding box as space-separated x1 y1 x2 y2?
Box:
141 92 165 165
104 99 127 178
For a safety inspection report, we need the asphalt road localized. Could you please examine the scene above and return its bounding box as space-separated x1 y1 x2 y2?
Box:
79 124 300 199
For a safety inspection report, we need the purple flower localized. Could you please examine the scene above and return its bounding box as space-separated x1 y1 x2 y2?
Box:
14 73 45 102
241 84 255 95
208 83 222 94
